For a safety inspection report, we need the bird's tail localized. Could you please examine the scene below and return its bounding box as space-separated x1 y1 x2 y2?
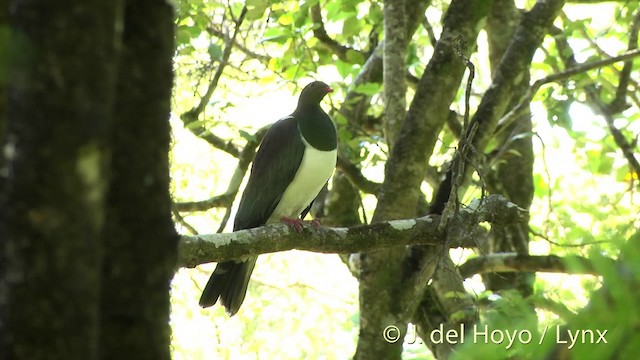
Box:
198 257 257 316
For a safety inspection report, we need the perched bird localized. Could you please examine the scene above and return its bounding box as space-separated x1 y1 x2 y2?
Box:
199 81 337 315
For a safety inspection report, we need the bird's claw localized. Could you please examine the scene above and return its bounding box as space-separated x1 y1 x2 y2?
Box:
281 216 304 233
280 217 322 232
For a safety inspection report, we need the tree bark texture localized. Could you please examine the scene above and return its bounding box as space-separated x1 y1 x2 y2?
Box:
483 0 536 299
383 0 407 149
100 1 177 359
356 1 494 359
0 1 177 359
0 1 119 358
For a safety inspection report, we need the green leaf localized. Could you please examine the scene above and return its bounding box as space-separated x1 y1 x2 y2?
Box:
338 127 352 142
278 13 294 26
177 44 195 56
335 60 353 79
334 112 348 125
208 43 223 62
597 154 614 174
342 17 360 37
346 49 364 64
246 0 267 6
184 119 208 130
293 11 309 28
176 25 197 46
246 6 266 20
260 27 291 44
353 82 382 96
547 99 572 130
246 0 269 21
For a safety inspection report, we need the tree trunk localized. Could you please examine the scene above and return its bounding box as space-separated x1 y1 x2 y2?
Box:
356 1 493 359
100 1 177 359
0 1 119 358
0 1 176 359
483 0 536 299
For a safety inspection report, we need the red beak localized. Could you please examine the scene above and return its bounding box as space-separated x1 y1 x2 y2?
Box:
325 86 334 93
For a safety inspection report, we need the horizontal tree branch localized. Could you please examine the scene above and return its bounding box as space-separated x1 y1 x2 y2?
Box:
173 193 235 212
194 131 241 157
180 216 440 266
458 253 612 279
178 194 527 266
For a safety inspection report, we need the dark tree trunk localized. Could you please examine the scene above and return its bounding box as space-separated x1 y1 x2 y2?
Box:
0 1 119 358
100 0 177 359
0 1 176 359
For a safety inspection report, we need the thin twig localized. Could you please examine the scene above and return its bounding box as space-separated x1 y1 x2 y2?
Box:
585 86 640 181
173 125 270 212
310 4 362 62
180 6 248 150
439 39 477 232
173 210 199 235
216 206 233 233
609 9 640 113
206 26 271 63
422 15 438 45
495 48 640 136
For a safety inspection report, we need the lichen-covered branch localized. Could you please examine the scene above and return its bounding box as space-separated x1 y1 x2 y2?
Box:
338 0 431 129
180 216 440 266
382 0 407 149
374 0 492 222
470 0 566 152
357 1 493 358
178 195 526 267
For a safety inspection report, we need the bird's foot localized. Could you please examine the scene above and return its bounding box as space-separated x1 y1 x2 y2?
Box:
310 218 321 229
281 216 305 233
280 217 322 232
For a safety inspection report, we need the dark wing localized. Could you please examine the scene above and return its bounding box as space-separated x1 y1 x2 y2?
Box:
233 116 305 231
299 182 328 219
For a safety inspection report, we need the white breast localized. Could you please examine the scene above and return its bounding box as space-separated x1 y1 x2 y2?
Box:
267 144 336 223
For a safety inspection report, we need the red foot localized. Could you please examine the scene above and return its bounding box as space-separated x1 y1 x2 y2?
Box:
280 217 322 232
281 216 304 232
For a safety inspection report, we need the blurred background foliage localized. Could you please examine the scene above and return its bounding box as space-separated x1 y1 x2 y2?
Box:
169 0 640 358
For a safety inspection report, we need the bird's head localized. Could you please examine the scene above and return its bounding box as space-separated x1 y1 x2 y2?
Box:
298 81 333 107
